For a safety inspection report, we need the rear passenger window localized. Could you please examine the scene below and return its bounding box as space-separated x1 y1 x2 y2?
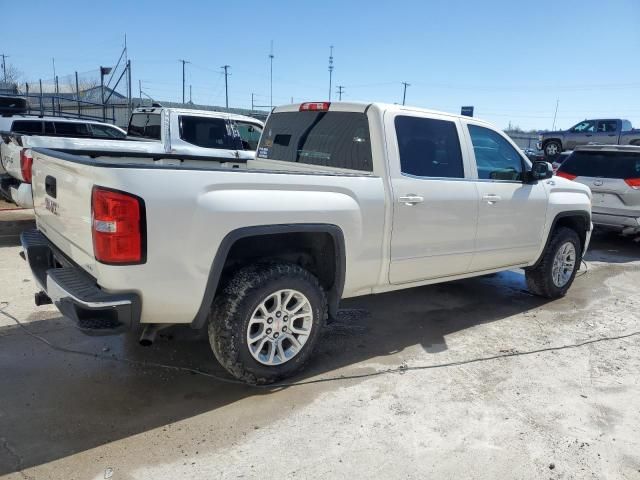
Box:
468 124 524 181
54 122 90 137
597 120 617 133
11 120 43 134
395 116 464 178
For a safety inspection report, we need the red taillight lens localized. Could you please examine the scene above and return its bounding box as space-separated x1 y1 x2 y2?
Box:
556 171 577 181
20 149 33 184
625 178 640 189
91 187 145 264
299 102 330 112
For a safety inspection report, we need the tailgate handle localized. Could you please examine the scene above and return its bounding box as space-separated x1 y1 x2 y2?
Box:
45 175 57 198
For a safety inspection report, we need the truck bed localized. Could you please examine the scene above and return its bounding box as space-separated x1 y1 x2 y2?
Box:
30 147 386 326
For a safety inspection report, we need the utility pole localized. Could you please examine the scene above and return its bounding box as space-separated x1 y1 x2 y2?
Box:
139 79 142 100
269 40 274 109
1 54 8 82
221 65 231 109
337 85 345 101
401 81 410 105
189 84 192 104
328 46 334 101
552 98 559 130
251 93 254 111
179 59 190 104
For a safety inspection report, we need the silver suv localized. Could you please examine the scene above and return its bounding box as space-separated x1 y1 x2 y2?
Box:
556 145 640 234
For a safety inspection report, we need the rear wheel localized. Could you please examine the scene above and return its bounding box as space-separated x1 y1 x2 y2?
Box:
208 263 327 384
525 227 582 298
544 141 561 157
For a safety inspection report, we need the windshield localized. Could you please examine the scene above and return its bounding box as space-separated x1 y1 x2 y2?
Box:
257 111 373 171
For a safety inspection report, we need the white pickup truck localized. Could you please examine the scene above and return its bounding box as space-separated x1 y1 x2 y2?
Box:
21 101 592 384
1 107 263 207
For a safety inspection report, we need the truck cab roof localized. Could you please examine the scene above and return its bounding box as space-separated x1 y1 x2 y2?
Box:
131 106 263 125
272 101 494 126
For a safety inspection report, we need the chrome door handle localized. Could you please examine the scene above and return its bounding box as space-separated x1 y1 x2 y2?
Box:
398 194 424 206
482 194 502 204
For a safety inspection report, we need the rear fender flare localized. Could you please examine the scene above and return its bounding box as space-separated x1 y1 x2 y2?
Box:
191 224 346 329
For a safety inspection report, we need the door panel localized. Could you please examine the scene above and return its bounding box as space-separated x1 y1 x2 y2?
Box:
390 177 478 283
386 112 479 284
470 182 548 271
465 123 548 271
592 120 619 145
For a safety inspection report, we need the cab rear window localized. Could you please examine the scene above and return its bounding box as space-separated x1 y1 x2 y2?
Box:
128 113 161 140
559 151 640 178
258 111 373 172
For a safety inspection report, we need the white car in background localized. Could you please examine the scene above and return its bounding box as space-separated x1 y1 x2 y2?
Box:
0 107 264 207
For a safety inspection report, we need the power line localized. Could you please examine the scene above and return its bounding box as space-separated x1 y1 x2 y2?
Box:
179 59 190 104
328 45 334 101
1 54 9 82
221 65 231 109
401 81 410 105
269 40 274 109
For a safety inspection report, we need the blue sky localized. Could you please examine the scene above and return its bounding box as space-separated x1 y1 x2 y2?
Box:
2 0 639 130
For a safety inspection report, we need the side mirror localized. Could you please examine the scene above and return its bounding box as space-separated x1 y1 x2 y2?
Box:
529 161 553 182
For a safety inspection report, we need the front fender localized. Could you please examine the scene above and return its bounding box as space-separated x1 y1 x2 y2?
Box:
528 178 591 266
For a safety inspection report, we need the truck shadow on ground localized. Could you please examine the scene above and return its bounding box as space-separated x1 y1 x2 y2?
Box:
0 233 637 475
0 270 546 475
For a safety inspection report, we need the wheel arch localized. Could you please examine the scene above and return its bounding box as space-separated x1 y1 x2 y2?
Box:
191 224 346 329
529 211 590 269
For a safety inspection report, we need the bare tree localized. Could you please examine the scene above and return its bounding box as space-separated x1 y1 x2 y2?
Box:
2 63 22 85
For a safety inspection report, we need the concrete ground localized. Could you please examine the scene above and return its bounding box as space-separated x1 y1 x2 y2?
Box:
1 203 639 480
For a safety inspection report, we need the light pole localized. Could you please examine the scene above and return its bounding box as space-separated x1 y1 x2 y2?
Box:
100 66 112 121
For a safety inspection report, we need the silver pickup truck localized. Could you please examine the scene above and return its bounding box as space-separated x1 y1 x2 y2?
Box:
538 119 640 157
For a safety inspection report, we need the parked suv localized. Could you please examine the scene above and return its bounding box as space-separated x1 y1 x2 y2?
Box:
557 145 640 234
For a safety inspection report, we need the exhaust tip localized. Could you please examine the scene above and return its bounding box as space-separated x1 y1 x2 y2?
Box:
139 324 159 347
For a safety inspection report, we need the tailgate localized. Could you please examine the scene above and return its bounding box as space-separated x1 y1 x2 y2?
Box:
31 148 97 274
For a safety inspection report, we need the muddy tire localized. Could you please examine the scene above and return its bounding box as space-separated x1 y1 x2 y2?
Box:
208 263 327 384
525 227 582 299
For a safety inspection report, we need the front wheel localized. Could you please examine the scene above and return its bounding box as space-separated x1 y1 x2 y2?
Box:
208 263 327 384
525 227 582 298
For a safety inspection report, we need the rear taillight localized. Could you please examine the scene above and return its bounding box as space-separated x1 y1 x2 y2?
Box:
625 178 640 189
299 102 330 112
91 187 145 264
556 171 577 181
20 149 33 184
